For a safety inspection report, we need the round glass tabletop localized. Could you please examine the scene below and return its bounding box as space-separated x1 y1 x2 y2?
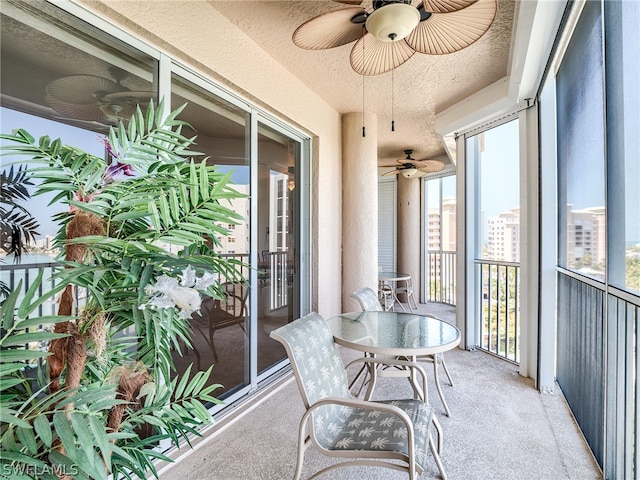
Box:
378 271 411 281
327 311 461 356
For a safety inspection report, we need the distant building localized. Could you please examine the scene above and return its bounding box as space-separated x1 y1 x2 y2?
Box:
427 197 457 251
486 207 520 262
566 206 606 267
427 198 457 279
214 183 250 255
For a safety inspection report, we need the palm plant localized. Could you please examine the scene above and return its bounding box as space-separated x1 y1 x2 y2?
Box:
0 101 246 479
0 165 40 298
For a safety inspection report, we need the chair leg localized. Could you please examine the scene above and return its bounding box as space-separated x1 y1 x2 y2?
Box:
432 355 451 417
348 359 372 398
439 353 454 387
429 432 448 480
407 295 416 311
408 291 418 311
429 415 447 479
393 295 407 312
432 414 444 455
294 423 311 480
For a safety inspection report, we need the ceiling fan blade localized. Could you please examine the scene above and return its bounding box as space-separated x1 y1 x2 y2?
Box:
417 160 446 173
350 35 416 75
382 169 402 176
45 94 106 122
333 0 363 4
406 0 496 55
293 7 366 50
45 75 124 103
422 0 479 14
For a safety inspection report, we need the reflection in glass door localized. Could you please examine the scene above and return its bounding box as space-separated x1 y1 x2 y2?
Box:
167 73 305 402
256 122 300 374
169 73 251 400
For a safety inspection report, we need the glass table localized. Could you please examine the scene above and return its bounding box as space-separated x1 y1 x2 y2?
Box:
327 310 461 415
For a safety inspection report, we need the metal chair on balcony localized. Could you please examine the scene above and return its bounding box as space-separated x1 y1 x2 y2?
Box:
270 312 447 480
396 276 418 311
350 287 384 312
350 285 393 312
193 282 248 362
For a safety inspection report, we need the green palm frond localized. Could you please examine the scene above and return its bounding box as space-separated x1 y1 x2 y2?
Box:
0 101 245 479
0 165 34 203
106 101 202 169
0 165 40 260
1 133 107 203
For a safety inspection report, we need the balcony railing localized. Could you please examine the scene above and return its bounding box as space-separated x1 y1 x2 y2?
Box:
426 250 456 305
1 250 292 328
0 259 62 364
259 251 291 311
476 259 520 363
1 260 60 317
557 270 640 477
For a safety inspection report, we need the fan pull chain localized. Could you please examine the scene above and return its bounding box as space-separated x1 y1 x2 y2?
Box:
362 73 366 137
391 68 395 132
391 44 395 132
362 36 366 138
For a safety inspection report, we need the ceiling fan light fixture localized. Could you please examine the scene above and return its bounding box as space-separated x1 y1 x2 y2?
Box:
401 167 420 178
365 3 420 42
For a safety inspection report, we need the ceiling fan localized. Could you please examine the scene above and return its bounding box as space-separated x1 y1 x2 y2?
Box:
382 149 445 178
292 0 497 75
45 67 153 123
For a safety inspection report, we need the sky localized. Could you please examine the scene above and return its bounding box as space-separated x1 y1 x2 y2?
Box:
1 108 104 239
478 119 520 219
426 119 520 222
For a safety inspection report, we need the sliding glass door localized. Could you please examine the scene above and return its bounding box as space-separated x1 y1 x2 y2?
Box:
0 0 310 408
168 72 251 399
255 121 301 376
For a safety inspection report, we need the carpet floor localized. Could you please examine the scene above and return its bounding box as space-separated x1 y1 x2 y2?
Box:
155 304 602 480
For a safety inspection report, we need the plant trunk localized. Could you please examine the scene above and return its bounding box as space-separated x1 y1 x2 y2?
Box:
107 364 151 438
48 211 105 393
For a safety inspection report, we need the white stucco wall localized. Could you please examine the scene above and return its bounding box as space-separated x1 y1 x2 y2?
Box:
76 0 343 317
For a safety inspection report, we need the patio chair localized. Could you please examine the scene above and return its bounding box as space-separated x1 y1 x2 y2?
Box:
421 314 455 389
270 312 447 480
193 282 248 362
396 276 418 311
350 287 383 312
379 281 395 311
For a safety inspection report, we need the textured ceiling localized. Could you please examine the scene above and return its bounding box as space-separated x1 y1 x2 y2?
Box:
209 0 515 168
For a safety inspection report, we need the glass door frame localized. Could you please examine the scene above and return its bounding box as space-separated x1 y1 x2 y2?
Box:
164 65 311 409
27 0 313 451
252 112 312 386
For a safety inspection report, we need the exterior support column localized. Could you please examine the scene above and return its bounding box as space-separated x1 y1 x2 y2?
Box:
397 175 421 303
342 112 378 311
